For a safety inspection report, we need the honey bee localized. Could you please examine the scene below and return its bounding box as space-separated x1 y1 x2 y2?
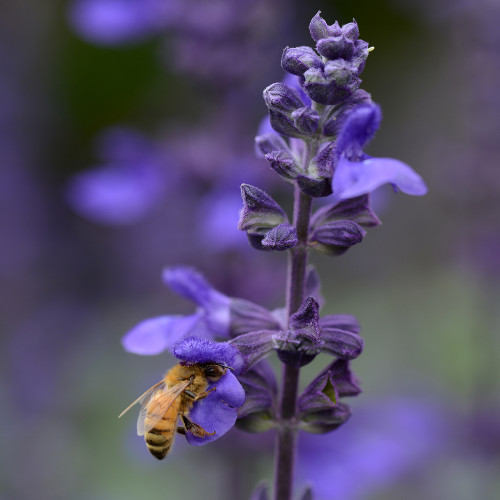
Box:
119 362 229 460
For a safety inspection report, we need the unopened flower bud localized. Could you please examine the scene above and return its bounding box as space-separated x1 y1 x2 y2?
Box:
324 59 360 90
311 195 381 229
309 12 341 41
342 20 360 42
316 35 355 61
296 144 334 198
261 223 298 251
274 297 324 367
309 220 366 255
281 46 323 76
302 67 333 105
299 403 351 434
255 133 289 157
291 107 320 135
264 150 301 180
263 82 304 113
296 176 333 198
269 109 304 138
238 184 287 234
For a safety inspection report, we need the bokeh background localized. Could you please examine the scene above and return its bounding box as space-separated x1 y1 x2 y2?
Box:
2 0 500 499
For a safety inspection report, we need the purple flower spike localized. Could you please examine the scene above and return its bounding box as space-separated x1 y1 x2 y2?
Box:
172 337 245 446
333 103 428 199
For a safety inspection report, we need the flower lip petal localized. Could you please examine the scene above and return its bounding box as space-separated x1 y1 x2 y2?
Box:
334 155 428 199
121 314 201 355
173 337 245 375
184 390 239 446
121 316 173 355
183 371 245 446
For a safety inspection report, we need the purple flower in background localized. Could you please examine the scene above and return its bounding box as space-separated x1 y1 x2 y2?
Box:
298 398 448 500
196 189 248 252
65 127 167 225
68 0 175 45
122 266 281 355
333 104 428 199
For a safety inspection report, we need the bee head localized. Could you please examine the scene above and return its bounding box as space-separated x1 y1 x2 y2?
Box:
201 362 232 380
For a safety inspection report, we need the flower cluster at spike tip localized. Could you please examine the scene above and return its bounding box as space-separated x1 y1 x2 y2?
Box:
119 11 427 499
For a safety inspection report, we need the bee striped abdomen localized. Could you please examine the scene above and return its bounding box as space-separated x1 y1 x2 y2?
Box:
144 407 178 460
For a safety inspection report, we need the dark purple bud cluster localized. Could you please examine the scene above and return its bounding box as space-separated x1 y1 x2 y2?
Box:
281 13 370 108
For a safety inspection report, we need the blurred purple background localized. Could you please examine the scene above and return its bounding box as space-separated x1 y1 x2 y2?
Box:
1 0 500 499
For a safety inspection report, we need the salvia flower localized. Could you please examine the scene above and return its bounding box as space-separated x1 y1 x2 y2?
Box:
122 266 280 354
172 337 246 445
333 103 428 199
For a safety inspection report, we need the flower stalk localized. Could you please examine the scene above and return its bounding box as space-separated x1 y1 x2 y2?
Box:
275 181 313 500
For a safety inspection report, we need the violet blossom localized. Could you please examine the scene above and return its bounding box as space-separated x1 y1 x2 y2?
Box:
122 266 281 355
172 337 246 445
333 103 428 199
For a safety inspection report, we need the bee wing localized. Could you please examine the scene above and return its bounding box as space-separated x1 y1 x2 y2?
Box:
118 379 166 419
137 380 191 436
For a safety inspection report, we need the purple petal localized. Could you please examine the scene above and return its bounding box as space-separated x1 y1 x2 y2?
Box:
333 155 428 199
162 266 225 306
68 0 172 46
162 267 230 335
173 337 245 374
121 313 201 355
65 163 163 225
336 103 382 155
196 192 247 251
184 371 245 446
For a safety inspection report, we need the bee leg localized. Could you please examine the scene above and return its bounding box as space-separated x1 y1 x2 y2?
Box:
195 387 217 401
184 387 217 401
176 427 186 435
181 414 216 437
